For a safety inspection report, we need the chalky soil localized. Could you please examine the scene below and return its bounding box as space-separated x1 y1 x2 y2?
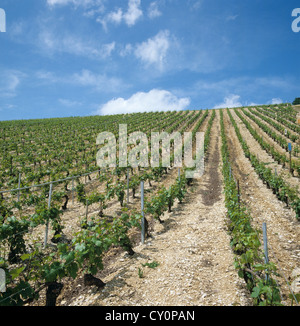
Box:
67 111 251 306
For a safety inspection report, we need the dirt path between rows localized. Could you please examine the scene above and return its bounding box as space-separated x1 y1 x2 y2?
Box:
224 109 300 305
57 110 251 306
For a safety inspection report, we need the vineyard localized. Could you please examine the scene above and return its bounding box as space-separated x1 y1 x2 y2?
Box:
0 104 299 306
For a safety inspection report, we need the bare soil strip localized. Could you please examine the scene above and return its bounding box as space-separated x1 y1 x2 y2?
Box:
24 108 300 307
224 109 300 305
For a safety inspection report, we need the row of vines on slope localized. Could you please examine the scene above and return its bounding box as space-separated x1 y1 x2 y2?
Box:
238 108 300 176
228 109 300 220
0 110 210 306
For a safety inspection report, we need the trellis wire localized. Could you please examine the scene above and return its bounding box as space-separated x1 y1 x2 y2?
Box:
0 169 102 195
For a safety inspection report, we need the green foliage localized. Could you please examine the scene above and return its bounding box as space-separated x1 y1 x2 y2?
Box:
145 187 168 223
291 199 300 220
114 183 125 207
142 261 159 269
138 267 144 278
34 205 63 235
292 97 300 105
0 216 30 264
251 277 282 306
0 110 205 306
76 184 86 204
1 108 294 306
145 175 187 223
174 176 187 204
231 109 299 217
129 174 140 198
220 110 282 306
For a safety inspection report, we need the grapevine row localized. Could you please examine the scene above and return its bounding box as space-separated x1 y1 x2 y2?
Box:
227 109 300 219
235 109 300 177
220 109 281 306
0 110 208 306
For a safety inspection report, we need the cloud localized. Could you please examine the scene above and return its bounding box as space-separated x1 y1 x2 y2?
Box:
0 104 16 113
226 15 239 21
0 70 25 98
36 69 127 93
189 0 203 11
100 0 143 29
47 0 104 8
59 98 82 107
72 69 127 93
38 29 115 59
124 0 143 26
47 0 74 5
35 70 60 83
47 0 106 18
190 75 297 108
211 93 283 110
246 102 261 107
119 30 175 70
106 8 123 25
148 2 162 19
134 30 171 70
120 43 133 57
97 89 190 115
213 94 242 109
101 42 116 57
270 98 283 105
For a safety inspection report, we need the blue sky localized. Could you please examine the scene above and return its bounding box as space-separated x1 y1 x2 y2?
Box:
0 0 300 121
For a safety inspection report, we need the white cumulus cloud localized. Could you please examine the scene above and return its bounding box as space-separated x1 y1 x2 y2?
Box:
96 89 190 115
270 98 283 105
134 30 171 70
100 0 143 29
148 2 162 19
124 0 143 26
213 94 242 109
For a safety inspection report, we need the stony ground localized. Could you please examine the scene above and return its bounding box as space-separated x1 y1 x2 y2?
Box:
224 109 300 305
28 108 300 307
54 110 252 306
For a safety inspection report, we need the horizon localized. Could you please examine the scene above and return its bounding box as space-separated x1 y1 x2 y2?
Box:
0 102 294 122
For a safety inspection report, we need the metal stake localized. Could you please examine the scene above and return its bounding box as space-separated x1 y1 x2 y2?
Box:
141 181 145 244
44 183 53 248
262 223 269 282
